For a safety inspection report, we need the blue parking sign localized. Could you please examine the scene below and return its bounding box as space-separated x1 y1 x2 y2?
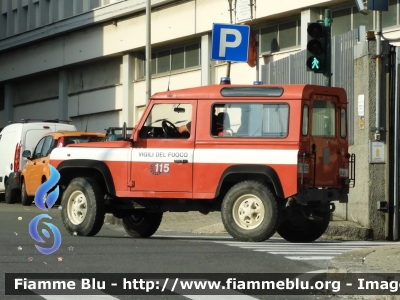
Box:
211 23 250 63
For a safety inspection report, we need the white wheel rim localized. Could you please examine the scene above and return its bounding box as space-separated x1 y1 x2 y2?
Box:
67 191 88 225
232 194 265 230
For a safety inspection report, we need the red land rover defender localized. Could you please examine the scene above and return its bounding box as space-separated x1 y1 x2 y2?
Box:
50 84 355 243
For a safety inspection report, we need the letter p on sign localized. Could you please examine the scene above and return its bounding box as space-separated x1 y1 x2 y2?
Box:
211 23 250 63
219 28 242 57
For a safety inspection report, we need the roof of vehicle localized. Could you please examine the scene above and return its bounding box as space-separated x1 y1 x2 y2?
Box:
0 121 76 133
44 131 105 138
8 119 72 124
151 84 347 103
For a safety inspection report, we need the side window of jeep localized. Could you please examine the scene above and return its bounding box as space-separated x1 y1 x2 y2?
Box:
211 103 289 138
140 103 192 139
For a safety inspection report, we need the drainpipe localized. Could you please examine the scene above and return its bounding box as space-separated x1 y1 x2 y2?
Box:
393 46 399 240
375 10 382 141
145 0 151 104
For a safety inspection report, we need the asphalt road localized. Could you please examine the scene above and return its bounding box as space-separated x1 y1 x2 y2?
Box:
0 202 389 300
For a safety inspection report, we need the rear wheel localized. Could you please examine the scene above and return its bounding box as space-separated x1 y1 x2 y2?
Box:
221 181 280 242
61 177 105 236
21 180 34 206
5 181 18 204
122 211 163 238
277 204 330 243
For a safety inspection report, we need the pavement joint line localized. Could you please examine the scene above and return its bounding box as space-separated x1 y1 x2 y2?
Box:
105 212 400 275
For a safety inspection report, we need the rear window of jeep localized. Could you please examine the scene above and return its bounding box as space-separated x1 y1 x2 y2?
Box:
211 103 289 138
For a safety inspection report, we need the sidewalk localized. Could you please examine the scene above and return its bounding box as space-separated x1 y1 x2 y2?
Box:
105 212 399 275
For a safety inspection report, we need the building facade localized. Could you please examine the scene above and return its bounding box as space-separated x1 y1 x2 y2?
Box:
0 0 399 131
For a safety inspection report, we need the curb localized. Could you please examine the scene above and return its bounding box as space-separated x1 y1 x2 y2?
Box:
321 222 372 241
104 214 123 226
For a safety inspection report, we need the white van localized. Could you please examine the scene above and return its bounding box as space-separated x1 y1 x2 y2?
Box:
0 120 76 204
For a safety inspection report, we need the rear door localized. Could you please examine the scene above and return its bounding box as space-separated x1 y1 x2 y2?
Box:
0 128 19 191
309 97 339 187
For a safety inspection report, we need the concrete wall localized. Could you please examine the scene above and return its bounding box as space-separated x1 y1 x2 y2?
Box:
14 99 59 121
69 57 122 93
15 71 59 104
334 40 389 240
70 110 122 132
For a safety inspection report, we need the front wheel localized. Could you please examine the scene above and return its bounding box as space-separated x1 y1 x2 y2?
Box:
277 207 330 243
61 177 105 236
221 181 280 242
21 180 34 206
122 211 163 238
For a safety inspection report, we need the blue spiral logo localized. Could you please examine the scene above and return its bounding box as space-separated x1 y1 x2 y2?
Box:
28 165 62 255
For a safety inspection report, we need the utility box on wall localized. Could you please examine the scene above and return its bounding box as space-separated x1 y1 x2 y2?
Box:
367 0 389 11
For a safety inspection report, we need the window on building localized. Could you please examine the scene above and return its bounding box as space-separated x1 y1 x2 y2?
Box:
0 13 6 39
332 8 351 37
382 0 398 28
353 6 373 31
35 2 40 28
139 43 200 78
0 85 4 111
333 1 400 37
90 0 101 10
13 10 17 35
260 20 300 54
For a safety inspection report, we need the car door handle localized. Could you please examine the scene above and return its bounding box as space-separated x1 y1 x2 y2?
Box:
42 160 45 163
174 160 188 163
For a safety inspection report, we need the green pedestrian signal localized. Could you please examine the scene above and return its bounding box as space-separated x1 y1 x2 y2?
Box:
306 56 322 71
306 23 329 73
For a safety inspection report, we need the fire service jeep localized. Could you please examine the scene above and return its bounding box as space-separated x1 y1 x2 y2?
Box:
50 83 355 243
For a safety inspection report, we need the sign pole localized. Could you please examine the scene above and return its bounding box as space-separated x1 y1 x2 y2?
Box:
324 9 332 87
145 0 151 103
226 0 234 79
256 33 259 82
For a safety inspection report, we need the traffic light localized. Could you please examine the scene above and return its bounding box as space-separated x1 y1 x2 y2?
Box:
306 23 328 73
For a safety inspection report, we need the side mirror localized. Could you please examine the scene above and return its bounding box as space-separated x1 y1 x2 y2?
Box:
22 150 31 159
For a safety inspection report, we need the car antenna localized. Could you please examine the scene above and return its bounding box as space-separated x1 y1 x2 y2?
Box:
167 53 174 91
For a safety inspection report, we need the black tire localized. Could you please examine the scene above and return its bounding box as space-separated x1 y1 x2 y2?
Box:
122 211 163 238
5 181 18 204
221 181 280 242
277 208 330 243
61 177 105 236
21 180 34 206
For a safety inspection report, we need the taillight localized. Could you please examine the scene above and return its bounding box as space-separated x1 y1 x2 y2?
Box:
14 142 21 172
57 136 65 147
